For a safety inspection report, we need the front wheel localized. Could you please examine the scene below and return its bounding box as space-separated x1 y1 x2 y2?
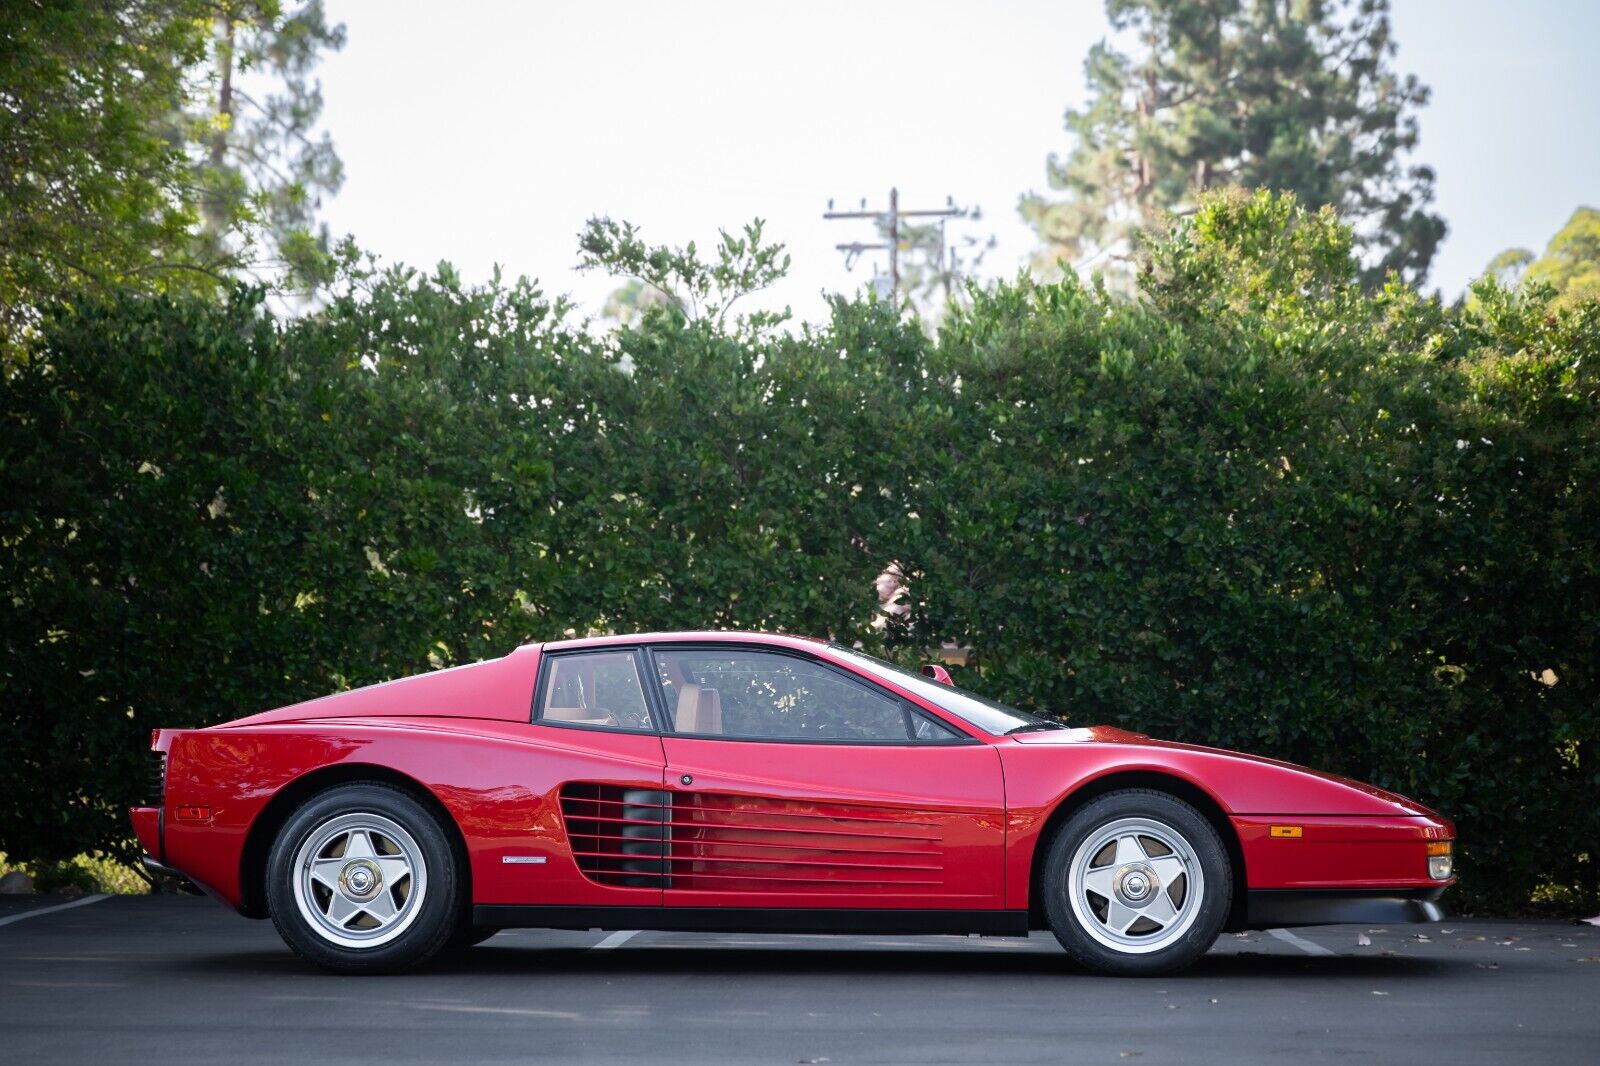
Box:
266 783 462 974
1041 789 1232 976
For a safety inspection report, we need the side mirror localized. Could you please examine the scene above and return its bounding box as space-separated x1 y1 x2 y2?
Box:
921 663 954 685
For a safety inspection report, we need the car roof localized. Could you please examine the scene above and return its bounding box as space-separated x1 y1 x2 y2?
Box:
537 631 830 654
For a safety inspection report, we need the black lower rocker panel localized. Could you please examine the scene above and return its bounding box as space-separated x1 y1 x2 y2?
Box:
1244 888 1447 928
474 905 1032 937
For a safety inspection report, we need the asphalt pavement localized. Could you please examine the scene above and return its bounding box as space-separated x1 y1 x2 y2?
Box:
1 894 1597 1064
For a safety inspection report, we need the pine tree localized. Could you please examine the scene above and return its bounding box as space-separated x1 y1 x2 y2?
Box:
187 1 348 292
0 0 208 345
1022 0 1445 288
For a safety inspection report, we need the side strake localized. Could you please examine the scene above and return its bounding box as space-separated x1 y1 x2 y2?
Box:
559 782 955 894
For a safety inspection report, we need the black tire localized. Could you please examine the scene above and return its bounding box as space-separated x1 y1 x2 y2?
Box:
1040 789 1232 977
266 783 462 974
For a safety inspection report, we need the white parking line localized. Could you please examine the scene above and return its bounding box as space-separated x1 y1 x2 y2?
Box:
1268 927 1336 957
0 894 110 929
590 930 639 951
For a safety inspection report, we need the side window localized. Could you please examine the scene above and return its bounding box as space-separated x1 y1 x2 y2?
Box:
651 649 959 743
535 651 654 732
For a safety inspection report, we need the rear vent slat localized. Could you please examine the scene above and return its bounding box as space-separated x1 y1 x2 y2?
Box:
558 783 947 893
569 830 938 857
566 794 938 828
559 784 670 888
149 751 167 806
570 850 941 872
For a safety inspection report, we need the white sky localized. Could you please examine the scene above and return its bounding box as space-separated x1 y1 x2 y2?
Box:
317 0 1600 324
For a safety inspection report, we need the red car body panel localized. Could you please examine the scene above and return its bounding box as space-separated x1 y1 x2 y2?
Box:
658 736 1006 909
995 728 1451 910
131 633 1454 926
228 645 544 727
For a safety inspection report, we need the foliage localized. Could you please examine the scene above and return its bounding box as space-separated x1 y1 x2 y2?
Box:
1 192 1595 913
183 0 350 291
1484 206 1600 309
0 233 910 867
598 279 675 327
0 0 347 349
0 1 210 348
0 849 149 895
577 217 792 330
897 190 1597 911
1022 0 1445 289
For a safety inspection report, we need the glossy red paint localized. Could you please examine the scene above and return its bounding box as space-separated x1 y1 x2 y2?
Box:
130 805 161 860
658 736 1005 909
131 632 1453 924
1231 815 1453 888
229 645 543 727
995 726 1452 909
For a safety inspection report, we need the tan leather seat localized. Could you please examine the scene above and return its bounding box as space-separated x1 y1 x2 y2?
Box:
543 705 615 726
674 683 722 734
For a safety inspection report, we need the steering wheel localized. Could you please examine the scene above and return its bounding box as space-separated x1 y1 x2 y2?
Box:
599 705 652 731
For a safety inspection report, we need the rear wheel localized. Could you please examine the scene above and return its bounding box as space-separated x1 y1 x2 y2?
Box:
1041 789 1231 976
266 783 461 974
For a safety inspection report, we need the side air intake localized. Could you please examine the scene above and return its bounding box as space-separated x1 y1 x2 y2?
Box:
558 783 945 892
558 783 670 888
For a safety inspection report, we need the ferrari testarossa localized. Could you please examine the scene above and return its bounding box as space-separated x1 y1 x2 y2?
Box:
131 631 1454 975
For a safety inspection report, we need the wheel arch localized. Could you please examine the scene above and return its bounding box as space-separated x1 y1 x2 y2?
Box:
1027 769 1248 932
237 762 471 920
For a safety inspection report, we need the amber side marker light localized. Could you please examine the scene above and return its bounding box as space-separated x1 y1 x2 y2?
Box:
1427 840 1454 880
1269 825 1303 838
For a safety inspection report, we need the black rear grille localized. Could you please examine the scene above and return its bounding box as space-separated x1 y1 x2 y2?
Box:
149 751 166 806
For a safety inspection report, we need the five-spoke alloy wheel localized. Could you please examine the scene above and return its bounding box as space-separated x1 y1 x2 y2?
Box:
267 783 461 974
1042 789 1232 976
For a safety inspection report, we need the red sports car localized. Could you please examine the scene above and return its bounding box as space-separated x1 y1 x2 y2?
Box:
130 631 1454 976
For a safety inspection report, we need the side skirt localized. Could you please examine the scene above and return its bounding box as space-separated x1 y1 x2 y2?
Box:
474 905 1032 938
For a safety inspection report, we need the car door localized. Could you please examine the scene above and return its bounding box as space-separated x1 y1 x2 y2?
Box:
521 646 667 908
647 644 1007 911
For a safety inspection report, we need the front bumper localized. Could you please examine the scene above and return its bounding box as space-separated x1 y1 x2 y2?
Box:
1245 886 1448 928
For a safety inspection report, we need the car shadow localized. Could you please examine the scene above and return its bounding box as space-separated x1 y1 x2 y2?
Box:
430 943 1451 980
170 939 1453 981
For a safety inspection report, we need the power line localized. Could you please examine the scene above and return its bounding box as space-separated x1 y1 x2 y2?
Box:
823 187 968 308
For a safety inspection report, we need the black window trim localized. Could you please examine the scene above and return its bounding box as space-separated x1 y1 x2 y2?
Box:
640 641 980 747
530 645 663 737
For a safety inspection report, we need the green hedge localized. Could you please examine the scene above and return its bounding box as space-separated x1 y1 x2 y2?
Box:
894 193 1598 912
1 192 1594 911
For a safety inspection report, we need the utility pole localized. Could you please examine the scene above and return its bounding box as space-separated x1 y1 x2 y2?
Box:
823 187 967 309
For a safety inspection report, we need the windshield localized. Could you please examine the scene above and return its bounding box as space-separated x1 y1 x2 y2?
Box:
828 645 1064 736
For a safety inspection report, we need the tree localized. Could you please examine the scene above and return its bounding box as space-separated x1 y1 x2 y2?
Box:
0 0 349 349
576 216 791 330
598 279 675 327
0 1 209 347
1483 207 1600 308
185 1 350 292
1021 0 1445 289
